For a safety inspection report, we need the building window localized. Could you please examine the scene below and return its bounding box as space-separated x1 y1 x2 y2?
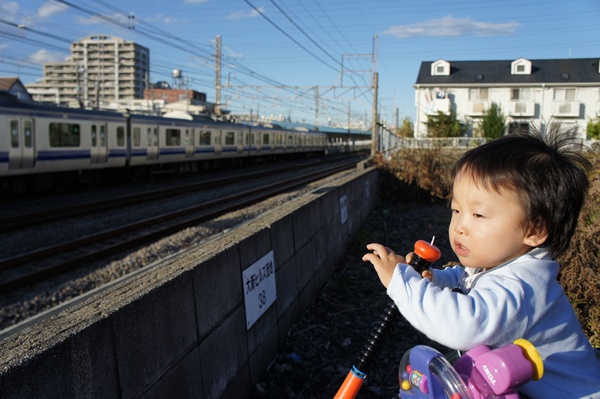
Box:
553 88 576 101
510 88 531 101
469 88 488 101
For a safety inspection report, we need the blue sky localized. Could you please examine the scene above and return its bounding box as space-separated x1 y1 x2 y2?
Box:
1 0 599 128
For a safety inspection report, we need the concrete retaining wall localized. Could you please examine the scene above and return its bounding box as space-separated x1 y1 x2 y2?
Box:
0 165 379 399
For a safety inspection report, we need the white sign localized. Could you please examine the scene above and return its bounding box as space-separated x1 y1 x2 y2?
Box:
242 251 277 329
340 195 348 225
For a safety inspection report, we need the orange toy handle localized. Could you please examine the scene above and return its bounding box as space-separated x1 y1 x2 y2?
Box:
333 368 365 399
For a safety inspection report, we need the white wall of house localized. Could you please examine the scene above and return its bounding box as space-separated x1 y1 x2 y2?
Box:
413 59 600 139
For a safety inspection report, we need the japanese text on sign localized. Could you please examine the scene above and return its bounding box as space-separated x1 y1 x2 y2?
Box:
242 251 277 329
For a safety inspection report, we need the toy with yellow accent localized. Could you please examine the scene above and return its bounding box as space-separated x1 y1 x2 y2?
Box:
398 339 543 399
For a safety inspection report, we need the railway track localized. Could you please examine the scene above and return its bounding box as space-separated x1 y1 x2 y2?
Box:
0 155 350 233
0 158 358 292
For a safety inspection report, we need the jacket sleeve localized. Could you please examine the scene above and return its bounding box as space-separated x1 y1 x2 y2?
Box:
387 264 528 351
430 265 463 289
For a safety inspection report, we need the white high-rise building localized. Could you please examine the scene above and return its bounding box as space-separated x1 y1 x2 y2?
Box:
27 35 150 109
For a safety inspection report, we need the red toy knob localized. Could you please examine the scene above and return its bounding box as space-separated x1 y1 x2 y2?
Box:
414 240 441 263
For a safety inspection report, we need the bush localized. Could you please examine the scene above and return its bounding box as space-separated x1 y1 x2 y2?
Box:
376 142 600 347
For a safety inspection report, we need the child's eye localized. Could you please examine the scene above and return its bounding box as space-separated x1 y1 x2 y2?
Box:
474 213 485 218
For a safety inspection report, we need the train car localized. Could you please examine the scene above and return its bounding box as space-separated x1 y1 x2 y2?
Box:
0 92 328 193
0 92 128 191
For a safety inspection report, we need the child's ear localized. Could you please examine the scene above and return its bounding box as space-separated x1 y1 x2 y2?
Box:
524 223 548 247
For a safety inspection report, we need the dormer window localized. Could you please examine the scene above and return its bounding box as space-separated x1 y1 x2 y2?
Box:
431 60 450 76
511 58 532 75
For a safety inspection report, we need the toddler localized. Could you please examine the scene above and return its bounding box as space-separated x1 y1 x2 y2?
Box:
362 129 600 398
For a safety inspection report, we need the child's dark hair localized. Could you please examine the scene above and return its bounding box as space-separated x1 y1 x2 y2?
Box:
451 124 591 259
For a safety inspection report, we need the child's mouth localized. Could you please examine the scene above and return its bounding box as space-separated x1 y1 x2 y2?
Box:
454 240 469 257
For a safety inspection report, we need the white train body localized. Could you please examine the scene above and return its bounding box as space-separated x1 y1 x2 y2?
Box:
0 94 327 190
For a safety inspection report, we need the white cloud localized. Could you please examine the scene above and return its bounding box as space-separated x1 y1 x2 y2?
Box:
226 7 264 20
37 2 68 18
0 1 19 19
27 49 65 65
384 15 520 38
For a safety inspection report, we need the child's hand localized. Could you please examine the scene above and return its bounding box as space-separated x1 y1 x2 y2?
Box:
421 270 433 281
362 243 406 288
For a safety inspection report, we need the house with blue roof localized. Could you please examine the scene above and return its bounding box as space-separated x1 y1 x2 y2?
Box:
413 57 600 138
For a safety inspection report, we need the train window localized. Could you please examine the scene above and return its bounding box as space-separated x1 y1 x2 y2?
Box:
262 133 269 145
288 135 293 145
10 120 18 148
49 123 81 147
200 130 211 145
92 125 97 146
225 131 235 145
24 121 33 147
133 127 141 146
116 126 125 146
185 129 194 146
166 128 181 146
100 125 106 146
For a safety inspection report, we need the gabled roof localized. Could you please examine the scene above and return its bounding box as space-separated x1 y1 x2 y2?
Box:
0 77 20 91
414 58 600 86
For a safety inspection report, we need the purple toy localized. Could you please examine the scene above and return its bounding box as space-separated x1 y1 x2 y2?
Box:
398 339 544 399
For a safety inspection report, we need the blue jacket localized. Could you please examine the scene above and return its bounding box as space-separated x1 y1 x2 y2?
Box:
387 248 600 398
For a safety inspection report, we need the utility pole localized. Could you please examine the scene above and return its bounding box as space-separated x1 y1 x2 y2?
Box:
215 35 222 116
371 72 379 156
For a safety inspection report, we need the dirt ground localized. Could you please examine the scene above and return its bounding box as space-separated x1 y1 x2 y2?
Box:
255 199 456 399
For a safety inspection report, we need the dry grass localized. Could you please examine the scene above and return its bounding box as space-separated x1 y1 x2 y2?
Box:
376 142 600 347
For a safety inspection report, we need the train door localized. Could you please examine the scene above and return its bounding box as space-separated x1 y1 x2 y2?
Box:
90 123 108 164
8 118 35 170
147 126 159 160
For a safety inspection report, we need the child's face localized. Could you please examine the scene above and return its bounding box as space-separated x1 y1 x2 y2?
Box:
449 173 535 269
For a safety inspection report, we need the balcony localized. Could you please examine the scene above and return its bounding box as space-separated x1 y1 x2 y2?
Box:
466 102 490 116
508 101 535 117
425 98 451 115
552 102 580 117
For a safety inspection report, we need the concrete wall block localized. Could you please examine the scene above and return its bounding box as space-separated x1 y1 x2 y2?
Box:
248 325 279 386
237 227 272 269
113 272 198 399
275 256 298 319
219 363 251 399
200 307 248 399
0 318 118 399
268 212 295 271
296 279 316 316
246 302 278 356
193 248 243 340
294 237 317 292
142 349 203 399
292 202 312 252
307 197 323 236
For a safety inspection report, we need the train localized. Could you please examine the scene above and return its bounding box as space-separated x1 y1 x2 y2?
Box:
0 91 328 193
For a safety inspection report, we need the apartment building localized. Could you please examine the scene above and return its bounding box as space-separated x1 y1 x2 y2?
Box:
413 57 600 138
26 35 150 108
